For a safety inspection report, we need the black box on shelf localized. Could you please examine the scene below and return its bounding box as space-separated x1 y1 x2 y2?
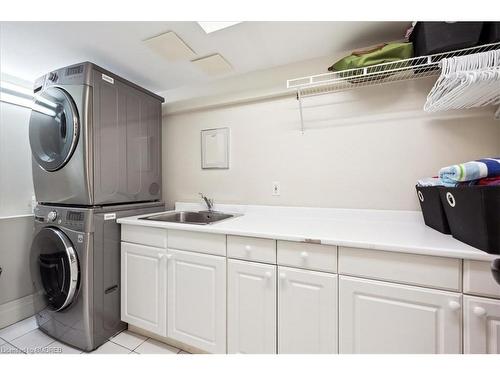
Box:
410 22 484 56
415 186 451 234
480 22 500 44
439 186 500 255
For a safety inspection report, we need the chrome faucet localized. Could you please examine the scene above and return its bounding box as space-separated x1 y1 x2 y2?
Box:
199 193 214 212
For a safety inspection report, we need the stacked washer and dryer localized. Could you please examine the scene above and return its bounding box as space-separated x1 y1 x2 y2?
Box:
28 62 165 351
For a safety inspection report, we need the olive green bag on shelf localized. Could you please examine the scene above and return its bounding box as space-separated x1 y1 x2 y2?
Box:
328 42 414 82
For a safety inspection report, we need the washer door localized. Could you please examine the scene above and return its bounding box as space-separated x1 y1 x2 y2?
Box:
31 227 80 311
29 87 80 172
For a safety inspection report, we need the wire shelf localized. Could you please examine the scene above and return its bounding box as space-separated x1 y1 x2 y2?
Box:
287 42 500 97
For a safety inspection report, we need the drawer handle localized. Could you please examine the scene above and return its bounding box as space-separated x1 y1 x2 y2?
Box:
279 272 287 280
105 285 118 294
473 306 486 317
264 271 272 280
244 245 252 252
300 251 308 259
448 300 461 311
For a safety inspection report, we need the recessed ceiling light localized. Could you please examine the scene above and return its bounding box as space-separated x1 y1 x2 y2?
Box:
197 22 241 34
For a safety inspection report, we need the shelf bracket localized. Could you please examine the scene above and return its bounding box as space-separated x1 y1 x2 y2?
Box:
297 89 304 134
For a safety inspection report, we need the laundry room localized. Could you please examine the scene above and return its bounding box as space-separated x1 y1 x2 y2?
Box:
1 1 500 373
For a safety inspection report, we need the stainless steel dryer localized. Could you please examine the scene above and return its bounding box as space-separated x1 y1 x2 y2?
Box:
29 62 164 206
30 201 164 351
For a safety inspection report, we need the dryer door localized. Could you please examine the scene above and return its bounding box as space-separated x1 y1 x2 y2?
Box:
31 227 80 311
29 87 80 172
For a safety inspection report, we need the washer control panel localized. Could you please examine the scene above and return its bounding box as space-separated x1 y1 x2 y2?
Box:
34 205 88 232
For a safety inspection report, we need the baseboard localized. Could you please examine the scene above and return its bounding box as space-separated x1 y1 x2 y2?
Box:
0 293 44 329
128 324 206 354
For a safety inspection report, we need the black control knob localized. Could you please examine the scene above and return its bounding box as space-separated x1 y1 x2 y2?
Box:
48 72 58 82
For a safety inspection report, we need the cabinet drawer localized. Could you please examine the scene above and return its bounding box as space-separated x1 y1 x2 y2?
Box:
168 229 226 256
338 247 462 291
277 241 337 273
464 260 500 299
227 236 276 264
121 224 167 249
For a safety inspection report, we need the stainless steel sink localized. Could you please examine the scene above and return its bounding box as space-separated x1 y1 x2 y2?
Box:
139 211 238 225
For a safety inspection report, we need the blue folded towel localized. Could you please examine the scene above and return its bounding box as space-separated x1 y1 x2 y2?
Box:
417 177 442 187
439 158 500 187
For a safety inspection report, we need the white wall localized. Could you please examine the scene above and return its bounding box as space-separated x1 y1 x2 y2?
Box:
0 102 34 216
0 96 36 327
0 216 34 305
163 78 500 211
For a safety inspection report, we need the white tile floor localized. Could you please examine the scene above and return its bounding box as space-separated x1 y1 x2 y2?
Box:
0 316 189 354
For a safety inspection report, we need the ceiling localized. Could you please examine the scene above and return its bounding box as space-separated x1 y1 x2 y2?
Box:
0 21 410 93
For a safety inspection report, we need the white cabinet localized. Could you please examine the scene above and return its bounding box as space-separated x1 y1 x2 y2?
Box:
227 259 276 354
464 295 500 354
278 241 337 273
278 266 338 354
121 242 167 336
463 260 500 299
167 248 226 353
339 276 462 354
120 226 487 355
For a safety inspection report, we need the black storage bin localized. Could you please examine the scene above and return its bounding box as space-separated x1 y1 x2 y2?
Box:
410 22 484 56
492 259 500 286
439 186 500 255
480 22 500 44
415 186 451 234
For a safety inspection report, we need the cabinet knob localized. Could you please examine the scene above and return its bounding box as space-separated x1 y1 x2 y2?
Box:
264 271 272 279
473 306 486 317
158 254 164 260
279 272 287 280
165 254 173 260
448 300 461 311
300 251 308 259
244 245 252 252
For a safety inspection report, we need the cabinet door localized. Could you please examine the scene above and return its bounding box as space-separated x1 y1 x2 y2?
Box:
278 266 338 354
464 295 500 354
167 249 226 353
339 276 462 354
121 242 166 336
228 260 276 354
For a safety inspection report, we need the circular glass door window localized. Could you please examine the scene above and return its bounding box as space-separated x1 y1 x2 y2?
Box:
31 227 80 311
29 87 79 172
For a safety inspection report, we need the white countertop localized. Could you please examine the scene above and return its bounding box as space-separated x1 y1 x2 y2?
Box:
117 202 497 262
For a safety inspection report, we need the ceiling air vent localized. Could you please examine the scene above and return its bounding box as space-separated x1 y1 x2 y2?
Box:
144 31 196 61
191 54 233 76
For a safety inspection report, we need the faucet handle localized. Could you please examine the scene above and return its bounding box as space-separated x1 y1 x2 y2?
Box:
198 193 214 211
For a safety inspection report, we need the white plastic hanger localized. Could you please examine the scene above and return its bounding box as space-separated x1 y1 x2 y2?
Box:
424 49 500 112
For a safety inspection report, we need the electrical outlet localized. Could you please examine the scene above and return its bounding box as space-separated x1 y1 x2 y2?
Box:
272 181 280 196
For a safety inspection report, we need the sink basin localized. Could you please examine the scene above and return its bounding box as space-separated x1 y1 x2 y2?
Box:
140 211 238 225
